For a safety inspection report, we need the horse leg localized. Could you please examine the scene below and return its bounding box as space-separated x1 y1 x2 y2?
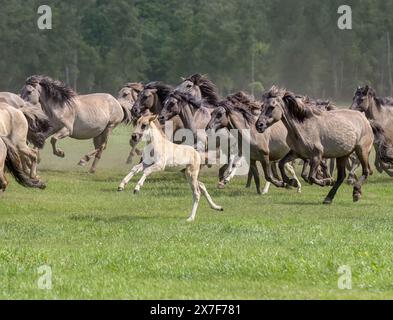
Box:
347 154 360 185
278 151 298 187
353 146 371 202
301 160 310 183
329 158 336 177
50 127 70 158
249 160 261 194
284 163 302 193
133 164 162 194
126 139 142 164
185 167 201 222
118 161 144 191
18 145 39 179
198 181 223 211
323 156 348 205
217 164 229 189
308 155 331 187
0 143 8 192
89 126 115 174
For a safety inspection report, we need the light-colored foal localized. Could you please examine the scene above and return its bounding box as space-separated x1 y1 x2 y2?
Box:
118 115 223 222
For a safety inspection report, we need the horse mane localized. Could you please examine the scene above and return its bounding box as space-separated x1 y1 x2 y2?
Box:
298 95 336 111
145 82 173 103
227 91 262 111
25 75 76 107
169 91 203 110
124 82 144 92
186 74 220 106
264 86 321 122
357 86 393 108
219 100 255 126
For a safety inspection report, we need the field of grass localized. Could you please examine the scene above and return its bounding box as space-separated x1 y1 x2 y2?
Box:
1 126 393 300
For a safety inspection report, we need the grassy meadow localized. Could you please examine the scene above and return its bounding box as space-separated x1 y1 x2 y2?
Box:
0 126 393 299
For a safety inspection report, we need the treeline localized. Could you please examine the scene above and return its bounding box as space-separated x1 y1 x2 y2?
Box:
1 0 393 100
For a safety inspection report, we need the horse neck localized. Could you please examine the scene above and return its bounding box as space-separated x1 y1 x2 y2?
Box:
367 98 383 120
228 111 254 144
280 105 307 142
151 93 162 115
179 102 198 135
149 121 166 147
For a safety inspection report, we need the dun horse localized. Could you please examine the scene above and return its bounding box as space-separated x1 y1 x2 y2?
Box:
351 85 393 175
117 83 144 164
118 115 223 222
256 87 373 204
0 102 46 190
206 98 301 194
21 75 132 173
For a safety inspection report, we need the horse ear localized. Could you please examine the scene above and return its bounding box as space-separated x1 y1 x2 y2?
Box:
181 77 186 81
149 115 158 123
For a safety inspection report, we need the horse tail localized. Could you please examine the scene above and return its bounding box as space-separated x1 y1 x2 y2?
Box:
1 137 46 189
20 105 51 149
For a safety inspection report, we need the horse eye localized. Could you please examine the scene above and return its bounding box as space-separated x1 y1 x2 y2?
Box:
187 84 192 88
141 124 147 130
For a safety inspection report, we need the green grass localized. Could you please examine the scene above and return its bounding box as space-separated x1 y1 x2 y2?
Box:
1 126 393 300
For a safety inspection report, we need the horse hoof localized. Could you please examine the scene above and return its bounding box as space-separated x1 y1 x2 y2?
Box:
133 189 140 195
323 198 332 205
187 218 195 223
289 179 299 188
56 151 65 158
39 183 46 190
78 160 87 167
353 193 361 202
217 183 225 190
118 187 124 192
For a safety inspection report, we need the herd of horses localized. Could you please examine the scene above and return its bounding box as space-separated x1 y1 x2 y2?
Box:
0 74 392 221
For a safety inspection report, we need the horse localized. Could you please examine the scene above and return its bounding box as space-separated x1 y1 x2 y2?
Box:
175 74 259 189
256 87 373 204
350 85 393 176
206 98 302 194
0 92 51 151
0 102 46 189
21 75 132 173
116 83 144 164
158 91 251 190
118 115 223 222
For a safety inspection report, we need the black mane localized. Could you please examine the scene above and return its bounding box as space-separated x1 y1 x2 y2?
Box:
218 100 255 125
145 82 173 103
25 75 76 106
186 74 221 106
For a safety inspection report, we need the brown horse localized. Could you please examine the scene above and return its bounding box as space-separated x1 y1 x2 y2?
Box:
256 87 373 204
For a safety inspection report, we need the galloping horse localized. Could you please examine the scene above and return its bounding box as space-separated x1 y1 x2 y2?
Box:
256 87 373 204
0 102 46 190
21 75 132 173
118 115 223 222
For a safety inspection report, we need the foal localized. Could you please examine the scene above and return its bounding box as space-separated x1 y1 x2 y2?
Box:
118 115 223 222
